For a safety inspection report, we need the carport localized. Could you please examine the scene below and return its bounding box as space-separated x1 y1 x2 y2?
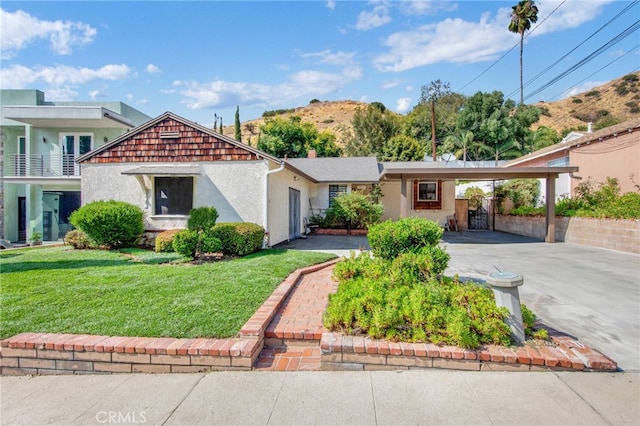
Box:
380 165 578 243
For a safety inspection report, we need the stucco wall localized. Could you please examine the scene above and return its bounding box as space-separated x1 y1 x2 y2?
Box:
380 180 455 225
570 137 639 194
81 161 269 232
494 215 640 254
267 167 312 246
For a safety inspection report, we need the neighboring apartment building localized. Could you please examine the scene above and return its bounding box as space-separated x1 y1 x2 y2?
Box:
0 89 151 243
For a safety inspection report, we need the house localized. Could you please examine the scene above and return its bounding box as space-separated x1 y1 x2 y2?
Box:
77 111 577 246
0 89 151 243
504 118 640 197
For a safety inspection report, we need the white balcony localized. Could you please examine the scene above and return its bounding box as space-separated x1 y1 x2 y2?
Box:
6 154 82 177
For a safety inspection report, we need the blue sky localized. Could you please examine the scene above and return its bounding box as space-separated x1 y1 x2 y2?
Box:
1 1 638 127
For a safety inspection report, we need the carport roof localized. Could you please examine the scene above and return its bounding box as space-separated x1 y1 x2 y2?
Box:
379 164 578 180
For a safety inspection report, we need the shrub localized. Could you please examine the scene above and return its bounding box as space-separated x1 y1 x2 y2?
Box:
323 273 511 348
64 229 95 249
464 186 485 210
172 229 199 259
494 179 540 212
368 217 443 260
187 207 219 231
155 229 180 253
329 192 384 230
389 246 450 283
69 200 144 249
210 222 265 256
200 234 223 254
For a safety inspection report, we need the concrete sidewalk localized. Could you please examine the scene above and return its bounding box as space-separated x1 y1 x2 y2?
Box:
2 370 638 425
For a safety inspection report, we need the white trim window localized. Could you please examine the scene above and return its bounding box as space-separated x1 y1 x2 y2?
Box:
417 181 438 201
154 176 194 215
328 184 347 207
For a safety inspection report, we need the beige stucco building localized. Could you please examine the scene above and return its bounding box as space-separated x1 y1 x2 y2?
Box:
505 118 640 196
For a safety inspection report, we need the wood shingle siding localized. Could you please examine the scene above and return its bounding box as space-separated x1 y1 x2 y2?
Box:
83 117 258 164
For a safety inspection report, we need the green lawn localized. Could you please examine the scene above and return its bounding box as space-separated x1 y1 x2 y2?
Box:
0 246 335 339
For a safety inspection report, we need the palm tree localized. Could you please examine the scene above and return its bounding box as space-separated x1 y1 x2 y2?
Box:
508 0 538 105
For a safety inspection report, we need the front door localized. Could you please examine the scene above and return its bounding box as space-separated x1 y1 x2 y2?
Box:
18 197 26 243
289 188 301 241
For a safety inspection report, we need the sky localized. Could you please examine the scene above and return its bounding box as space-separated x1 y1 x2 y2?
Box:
1 0 639 127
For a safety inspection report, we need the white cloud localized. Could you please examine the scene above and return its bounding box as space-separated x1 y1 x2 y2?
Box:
299 49 355 66
175 65 362 110
382 79 401 89
356 2 392 31
0 64 132 88
146 64 161 74
326 1 336 10
45 86 79 101
395 97 412 113
399 0 458 16
373 0 613 72
0 8 96 58
88 90 106 99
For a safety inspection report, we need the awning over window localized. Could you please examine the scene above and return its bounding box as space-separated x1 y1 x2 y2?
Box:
121 165 201 176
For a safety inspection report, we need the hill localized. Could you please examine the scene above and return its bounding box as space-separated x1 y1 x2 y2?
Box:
222 71 639 145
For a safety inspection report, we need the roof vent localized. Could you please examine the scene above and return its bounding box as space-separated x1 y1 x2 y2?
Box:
160 131 180 139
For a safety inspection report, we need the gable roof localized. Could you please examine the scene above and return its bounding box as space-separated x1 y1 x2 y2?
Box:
77 111 283 164
286 157 381 183
505 117 640 167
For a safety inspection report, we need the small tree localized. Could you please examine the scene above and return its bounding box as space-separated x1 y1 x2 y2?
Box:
330 192 384 231
234 105 242 142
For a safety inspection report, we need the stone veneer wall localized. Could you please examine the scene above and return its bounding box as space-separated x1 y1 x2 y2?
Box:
494 215 640 254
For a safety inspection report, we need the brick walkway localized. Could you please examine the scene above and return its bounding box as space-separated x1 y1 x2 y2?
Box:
254 265 337 371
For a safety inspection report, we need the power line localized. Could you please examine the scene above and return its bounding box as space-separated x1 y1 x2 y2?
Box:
524 19 640 101
505 0 640 100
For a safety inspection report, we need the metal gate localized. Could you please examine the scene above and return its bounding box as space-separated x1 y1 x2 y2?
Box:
468 205 489 230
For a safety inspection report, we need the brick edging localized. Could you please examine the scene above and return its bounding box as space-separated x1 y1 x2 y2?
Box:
0 259 340 376
320 333 618 372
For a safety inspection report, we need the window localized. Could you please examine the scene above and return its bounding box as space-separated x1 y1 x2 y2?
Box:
328 184 347 207
417 181 438 201
154 177 193 215
413 180 442 210
547 156 569 167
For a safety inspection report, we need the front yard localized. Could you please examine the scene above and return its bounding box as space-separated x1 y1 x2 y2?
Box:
0 246 335 340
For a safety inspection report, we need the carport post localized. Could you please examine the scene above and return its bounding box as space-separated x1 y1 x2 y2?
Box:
400 175 407 218
545 174 556 243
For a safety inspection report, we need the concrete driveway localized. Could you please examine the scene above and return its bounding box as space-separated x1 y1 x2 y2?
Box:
282 231 640 372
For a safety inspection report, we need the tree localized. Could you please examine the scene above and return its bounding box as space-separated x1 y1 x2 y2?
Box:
404 92 465 153
525 125 560 152
420 80 451 160
381 135 425 162
256 116 341 158
344 102 401 159
310 130 342 157
508 0 539 105
234 106 242 142
455 91 538 163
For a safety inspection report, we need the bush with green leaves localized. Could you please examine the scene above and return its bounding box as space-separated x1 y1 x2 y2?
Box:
187 207 219 231
69 200 144 249
367 217 443 260
494 179 540 213
63 229 96 249
209 222 265 256
317 192 384 230
172 229 199 259
200 234 223 254
155 229 181 253
324 255 511 348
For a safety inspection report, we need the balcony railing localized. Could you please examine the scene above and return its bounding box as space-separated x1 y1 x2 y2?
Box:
6 154 82 177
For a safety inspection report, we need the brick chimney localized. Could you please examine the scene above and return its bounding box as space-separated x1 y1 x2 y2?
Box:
308 149 317 158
